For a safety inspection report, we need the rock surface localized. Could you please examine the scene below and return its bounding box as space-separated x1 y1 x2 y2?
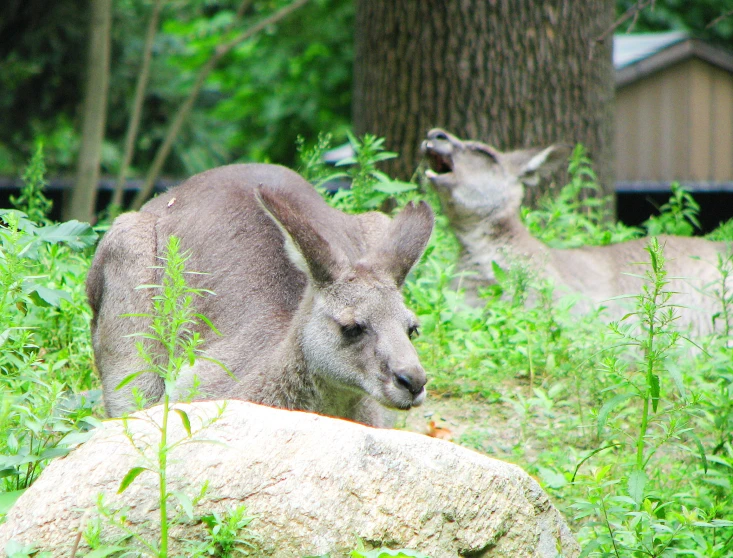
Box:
0 401 579 557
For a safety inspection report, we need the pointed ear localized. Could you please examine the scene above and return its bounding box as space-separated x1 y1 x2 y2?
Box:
376 201 434 286
516 144 571 187
256 188 347 285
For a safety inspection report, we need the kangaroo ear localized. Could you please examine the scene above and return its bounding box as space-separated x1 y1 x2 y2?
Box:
256 189 347 285
376 201 434 286
516 144 571 187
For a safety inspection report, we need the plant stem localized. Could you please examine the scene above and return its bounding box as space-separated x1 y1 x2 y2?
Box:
159 394 170 557
637 252 662 472
637 323 655 471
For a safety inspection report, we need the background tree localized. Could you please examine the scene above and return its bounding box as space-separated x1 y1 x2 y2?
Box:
0 1 89 173
353 0 616 204
0 0 353 206
65 0 112 221
3 0 732 217
111 0 164 210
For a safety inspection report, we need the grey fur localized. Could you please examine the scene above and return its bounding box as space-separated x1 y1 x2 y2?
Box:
422 129 729 335
87 163 434 426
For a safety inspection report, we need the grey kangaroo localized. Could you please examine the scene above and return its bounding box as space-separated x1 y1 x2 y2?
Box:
87 163 434 427
421 128 729 335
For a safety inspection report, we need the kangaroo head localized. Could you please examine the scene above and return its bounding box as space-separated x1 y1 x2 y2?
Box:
421 128 569 226
257 190 434 411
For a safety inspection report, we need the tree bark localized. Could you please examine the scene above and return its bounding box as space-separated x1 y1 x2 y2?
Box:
353 0 615 206
65 0 112 222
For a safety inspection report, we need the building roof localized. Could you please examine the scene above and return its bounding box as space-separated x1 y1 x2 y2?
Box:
614 31 733 86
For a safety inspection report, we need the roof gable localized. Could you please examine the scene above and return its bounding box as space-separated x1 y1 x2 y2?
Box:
614 32 733 86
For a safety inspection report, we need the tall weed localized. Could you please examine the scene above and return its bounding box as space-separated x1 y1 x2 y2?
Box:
91 236 255 557
571 240 733 557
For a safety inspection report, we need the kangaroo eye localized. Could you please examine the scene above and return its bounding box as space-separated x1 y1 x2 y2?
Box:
408 325 420 340
341 323 366 341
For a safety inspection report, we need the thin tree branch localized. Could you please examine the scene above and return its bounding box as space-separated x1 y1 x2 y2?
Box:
111 0 164 210
707 9 733 29
131 0 311 210
596 0 656 44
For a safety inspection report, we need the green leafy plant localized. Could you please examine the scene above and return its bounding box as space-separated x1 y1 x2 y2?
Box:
9 142 52 225
571 239 729 556
328 132 417 213
643 182 701 237
524 144 641 247
706 218 733 242
187 505 258 557
3 540 51 558
0 150 98 517
297 131 337 185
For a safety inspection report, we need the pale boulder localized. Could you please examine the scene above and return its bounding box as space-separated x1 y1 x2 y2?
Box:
0 401 579 557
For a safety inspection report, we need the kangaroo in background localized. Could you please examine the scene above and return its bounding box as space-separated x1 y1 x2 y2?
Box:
421 128 729 335
87 163 434 427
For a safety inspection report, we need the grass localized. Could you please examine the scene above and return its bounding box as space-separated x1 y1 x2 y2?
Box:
1 138 733 557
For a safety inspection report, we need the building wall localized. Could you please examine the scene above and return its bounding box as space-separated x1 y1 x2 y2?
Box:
615 58 733 184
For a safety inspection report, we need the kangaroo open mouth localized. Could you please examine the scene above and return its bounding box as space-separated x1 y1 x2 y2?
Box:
422 142 454 180
426 151 453 175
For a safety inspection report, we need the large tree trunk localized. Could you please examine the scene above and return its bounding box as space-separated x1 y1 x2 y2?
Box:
65 0 112 222
353 0 615 205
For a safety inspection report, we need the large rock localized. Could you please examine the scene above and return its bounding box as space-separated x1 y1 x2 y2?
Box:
0 401 579 557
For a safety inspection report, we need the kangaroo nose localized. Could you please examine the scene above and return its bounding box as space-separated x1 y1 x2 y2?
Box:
394 367 427 397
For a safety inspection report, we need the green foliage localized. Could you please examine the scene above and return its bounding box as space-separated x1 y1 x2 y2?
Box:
1 0 354 178
116 0 353 178
188 505 259 557
615 0 733 45
10 143 52 224
570 239 714 556
706 218 733 242
92 236 228 557
296 132 338 185
198 0 354 168
122 236 223 400
328 132 417 213
0 152 99 517
3 540 52 558
524 144 641 247
643 182 702 236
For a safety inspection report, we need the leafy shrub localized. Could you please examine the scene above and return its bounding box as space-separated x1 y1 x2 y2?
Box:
524 144 641 247
0 151 99 516
643 182 702 237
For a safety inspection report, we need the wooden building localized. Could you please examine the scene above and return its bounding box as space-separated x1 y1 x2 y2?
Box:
614 32 733 230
